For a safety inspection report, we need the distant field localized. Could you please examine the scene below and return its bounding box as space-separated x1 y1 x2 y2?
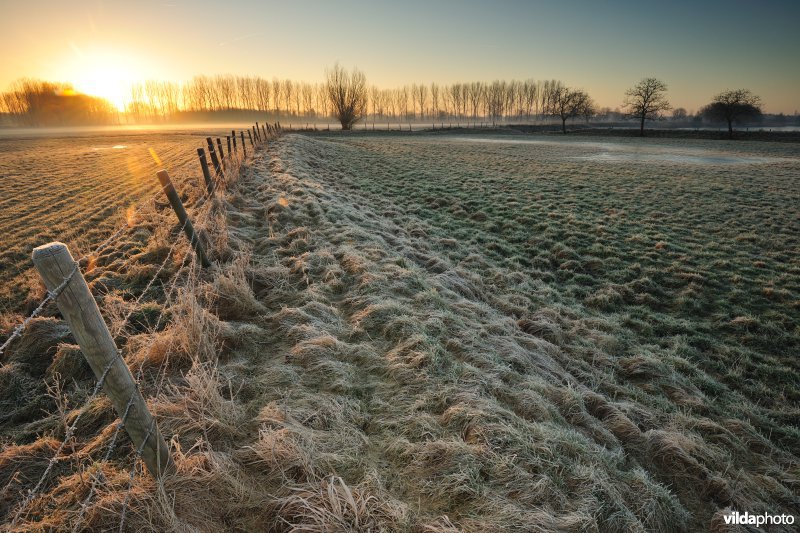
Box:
0 129 231 312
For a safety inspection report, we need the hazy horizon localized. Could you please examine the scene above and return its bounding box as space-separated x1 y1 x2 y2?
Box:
1 0 799 114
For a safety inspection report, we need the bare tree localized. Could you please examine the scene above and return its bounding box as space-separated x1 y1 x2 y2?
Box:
487 81 506 125
623 77 670 136
369 85 382 123
412 83 427 120
325 64 367 130
430 83 440 120
551 87 593 133
468 82 483 121
672 107 688 120
700 89 762 138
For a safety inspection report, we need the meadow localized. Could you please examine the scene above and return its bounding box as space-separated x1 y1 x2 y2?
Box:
0 129 232 314
1 130 798 531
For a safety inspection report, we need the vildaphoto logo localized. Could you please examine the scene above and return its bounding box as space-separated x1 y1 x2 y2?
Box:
723 511 795 526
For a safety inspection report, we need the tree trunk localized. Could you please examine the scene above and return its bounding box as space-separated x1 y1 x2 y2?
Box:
727 120 733 139
640 115 645 136
562 117 567 134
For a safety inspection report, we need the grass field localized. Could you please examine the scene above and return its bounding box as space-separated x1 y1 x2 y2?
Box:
1 131 798 531
0 130 231 314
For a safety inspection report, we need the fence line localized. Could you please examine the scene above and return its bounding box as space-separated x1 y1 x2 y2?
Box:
5 122 282 529
0 124 278 360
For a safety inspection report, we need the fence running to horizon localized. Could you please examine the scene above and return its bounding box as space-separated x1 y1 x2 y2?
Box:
0 120 281 531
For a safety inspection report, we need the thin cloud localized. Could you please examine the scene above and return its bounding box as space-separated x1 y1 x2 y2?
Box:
218 32 264 47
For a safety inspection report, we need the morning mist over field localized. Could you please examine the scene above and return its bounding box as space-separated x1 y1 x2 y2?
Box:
1 1 798 532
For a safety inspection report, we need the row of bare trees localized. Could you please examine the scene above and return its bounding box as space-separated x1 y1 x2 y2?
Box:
118 74 599 125
0 72 766 136
0 79 117 127
125 75 331 122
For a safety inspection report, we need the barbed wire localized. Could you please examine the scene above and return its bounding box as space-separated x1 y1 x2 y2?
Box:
0 155 220 360
0 261 79 358
8 130 256 530
71 249 194 532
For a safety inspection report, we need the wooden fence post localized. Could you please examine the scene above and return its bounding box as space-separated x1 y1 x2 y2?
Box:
232 130 237 155
262 124 267 139
226 136 231 158
247 129 254 148
197 148 214 195
31 243 173 479
206 137 222 176
252 125 259 143
156 170 211 268
241 131 247 157
216 138 225 164
255 122 261 142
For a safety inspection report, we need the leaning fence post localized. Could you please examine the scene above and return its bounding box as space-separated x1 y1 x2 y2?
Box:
262 124 267 139
232 130 237 155
156 170 211 268
216 138 226 165
252 125 259 143
31 243 173 479
255 122 261 142
226 136 231 158
241 131 247 157
206 137 222 176
197 148 215 195
247 129 254 148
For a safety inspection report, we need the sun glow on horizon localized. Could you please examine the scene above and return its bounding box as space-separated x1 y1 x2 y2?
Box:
57 46 150 111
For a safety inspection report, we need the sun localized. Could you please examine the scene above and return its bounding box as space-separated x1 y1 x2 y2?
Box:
62 47 147 112
72 67 133 111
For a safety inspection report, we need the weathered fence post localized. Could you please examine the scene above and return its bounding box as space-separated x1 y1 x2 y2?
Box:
255 122 261 142
226 136 231 158
216 138 225 165
247 129 254 148
197 148 214 195
241 131 247 157
31 243 173 478
252 125 259 143
156 170 211 268
262 124 267 139
232 130 237 155
206 137 222 176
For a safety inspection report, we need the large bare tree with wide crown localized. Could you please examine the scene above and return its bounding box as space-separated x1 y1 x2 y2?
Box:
623 77 671 136
325 64 367 130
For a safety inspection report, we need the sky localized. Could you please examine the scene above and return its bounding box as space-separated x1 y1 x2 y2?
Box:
1 0 798 113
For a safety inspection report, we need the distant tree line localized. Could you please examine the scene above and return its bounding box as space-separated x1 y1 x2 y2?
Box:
119 74 599 127
0 79 118 127
0 72 781 135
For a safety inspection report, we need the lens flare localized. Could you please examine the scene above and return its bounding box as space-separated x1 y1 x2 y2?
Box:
148 148 162 166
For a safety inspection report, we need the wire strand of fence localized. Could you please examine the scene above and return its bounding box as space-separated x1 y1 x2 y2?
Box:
9 131 254 529
0 260 79 358
0 165 215 360
71 250 193 532
10 346 123 527
10 177 213 528
114 247 202 532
